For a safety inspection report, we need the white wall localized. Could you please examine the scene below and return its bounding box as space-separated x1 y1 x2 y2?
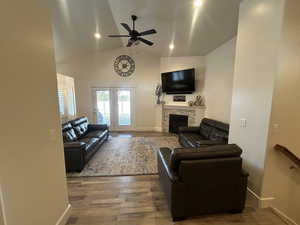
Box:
204 38 236 123
261 0 300 223
160 56 206 105
0 1 70 225
229 0 284 195
57 47 161 131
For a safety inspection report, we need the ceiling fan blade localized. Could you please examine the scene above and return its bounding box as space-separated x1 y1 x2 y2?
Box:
121 23 131 33
139 29 157 36
108 35 130 37
138 37 154 46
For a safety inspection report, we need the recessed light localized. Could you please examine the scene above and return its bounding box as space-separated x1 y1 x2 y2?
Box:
169 44 175 50
193 0 203 7
94 33 101 39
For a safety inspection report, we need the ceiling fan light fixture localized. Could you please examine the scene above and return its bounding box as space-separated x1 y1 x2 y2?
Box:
193 0 203 7
94 33 101 39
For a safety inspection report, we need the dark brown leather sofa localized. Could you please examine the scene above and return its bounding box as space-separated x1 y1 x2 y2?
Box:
157 144 248 221
179 118 229 148
62 116 109 172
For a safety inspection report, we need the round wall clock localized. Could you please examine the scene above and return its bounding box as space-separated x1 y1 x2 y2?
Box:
114 55 135 77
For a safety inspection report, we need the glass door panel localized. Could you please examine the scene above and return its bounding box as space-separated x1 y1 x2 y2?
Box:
96 90 111 125
117 90 131 126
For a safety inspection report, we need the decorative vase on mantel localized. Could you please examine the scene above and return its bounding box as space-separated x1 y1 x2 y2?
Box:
155 84 162 104
189 95 205 107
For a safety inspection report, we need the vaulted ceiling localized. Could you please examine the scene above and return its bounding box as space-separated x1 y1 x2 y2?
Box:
51 0 241 63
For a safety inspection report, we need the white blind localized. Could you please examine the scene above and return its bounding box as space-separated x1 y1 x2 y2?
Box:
57 90 65 115
56 74 77 121
67 88 76 116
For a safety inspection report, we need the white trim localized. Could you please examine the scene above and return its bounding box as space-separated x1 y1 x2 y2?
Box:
154 127 162 132
55 204 72 225
0 184 7 225
247 187 275 208
270 207 299 225
134 127 157 132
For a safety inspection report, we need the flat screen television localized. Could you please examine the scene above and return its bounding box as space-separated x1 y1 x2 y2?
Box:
161 68 195 94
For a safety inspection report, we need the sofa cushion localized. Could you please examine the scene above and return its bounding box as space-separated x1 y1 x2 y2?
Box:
71 117 89 138
209 128 228 142
213 120 229 133
84 129 108 139
62 123 77 142
78 137 99 151
199 120 214 139
179 133 206 148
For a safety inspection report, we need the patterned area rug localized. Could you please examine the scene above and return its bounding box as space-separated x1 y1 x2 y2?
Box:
67 136 180 177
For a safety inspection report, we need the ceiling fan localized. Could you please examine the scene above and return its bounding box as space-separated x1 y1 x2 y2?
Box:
108 15 157 47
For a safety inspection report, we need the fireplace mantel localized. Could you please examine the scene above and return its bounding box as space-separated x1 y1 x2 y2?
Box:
163 104 206 110
161 104 206 132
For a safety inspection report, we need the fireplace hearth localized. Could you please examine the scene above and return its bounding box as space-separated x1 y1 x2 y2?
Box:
169 114 188 133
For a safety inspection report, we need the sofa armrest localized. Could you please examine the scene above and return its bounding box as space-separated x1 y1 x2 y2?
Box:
195 140 225 146
64 142 86 172
178 126 200 134
158 148 179 182
88 124 108 131
64 141 86 150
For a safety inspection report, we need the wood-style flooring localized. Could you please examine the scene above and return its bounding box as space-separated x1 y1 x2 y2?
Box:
66 175 286 225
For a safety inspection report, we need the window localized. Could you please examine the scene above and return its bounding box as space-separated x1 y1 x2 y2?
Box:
92 87 134 130
57 90 65 115
67 88 76 116
57 74 77 122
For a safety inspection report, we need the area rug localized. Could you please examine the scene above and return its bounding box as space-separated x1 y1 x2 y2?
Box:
67 136 180 177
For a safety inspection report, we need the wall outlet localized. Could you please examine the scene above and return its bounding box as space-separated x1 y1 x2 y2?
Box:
240 118 247 128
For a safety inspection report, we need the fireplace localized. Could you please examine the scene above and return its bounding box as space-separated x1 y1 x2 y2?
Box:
169 114 188 133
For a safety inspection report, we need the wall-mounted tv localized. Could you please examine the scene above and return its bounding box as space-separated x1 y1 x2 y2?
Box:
161 68 195 94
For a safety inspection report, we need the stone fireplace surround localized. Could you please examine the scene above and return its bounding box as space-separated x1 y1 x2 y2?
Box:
162 104 206 133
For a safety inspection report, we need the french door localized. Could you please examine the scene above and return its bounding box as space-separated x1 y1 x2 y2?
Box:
92 87 134 130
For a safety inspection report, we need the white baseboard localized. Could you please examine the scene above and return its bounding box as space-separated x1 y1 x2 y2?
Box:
247 187 275 208
153 127 162 132
134 127 158 132
55 204 72 225
271 207 299 225
247 188 298 225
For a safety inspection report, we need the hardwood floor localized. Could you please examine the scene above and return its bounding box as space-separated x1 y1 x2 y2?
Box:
66 175 286 225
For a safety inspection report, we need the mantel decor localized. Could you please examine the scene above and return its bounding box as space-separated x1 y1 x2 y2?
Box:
188 95 205 107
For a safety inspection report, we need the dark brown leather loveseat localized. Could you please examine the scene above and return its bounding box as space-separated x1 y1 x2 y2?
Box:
157 144 248 221
62 116 109 172
179 118 229 148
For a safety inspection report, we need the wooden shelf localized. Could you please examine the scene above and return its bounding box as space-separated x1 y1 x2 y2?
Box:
274 144 300 168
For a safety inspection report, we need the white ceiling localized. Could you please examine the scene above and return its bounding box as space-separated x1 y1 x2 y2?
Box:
51 0 241 62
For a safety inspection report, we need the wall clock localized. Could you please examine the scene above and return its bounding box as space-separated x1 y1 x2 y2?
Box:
114 55 135 77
